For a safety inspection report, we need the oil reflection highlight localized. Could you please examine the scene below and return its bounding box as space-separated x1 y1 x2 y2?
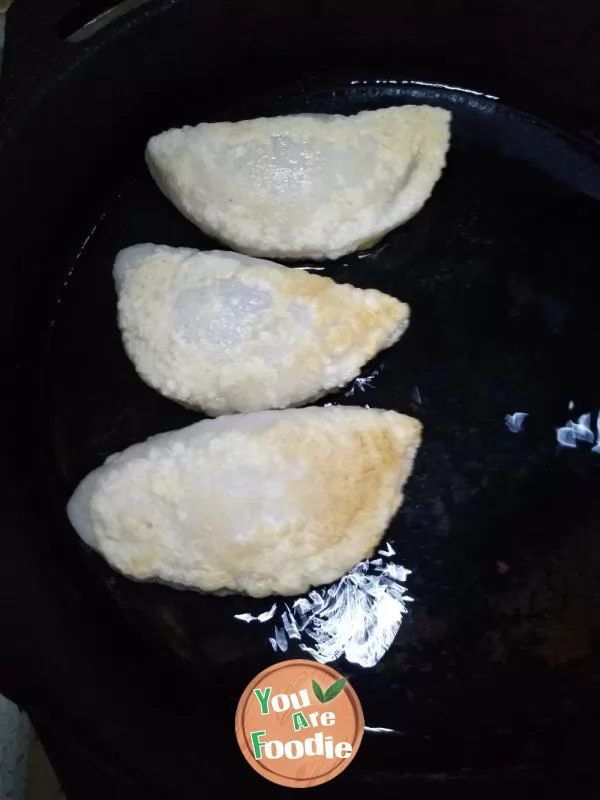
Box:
235 544 413 668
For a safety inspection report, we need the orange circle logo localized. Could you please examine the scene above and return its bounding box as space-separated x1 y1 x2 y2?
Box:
235 659 364 788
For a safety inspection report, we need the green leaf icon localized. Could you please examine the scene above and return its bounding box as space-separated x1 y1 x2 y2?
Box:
312 679 325 703
323 677 347 702
312 677 347 703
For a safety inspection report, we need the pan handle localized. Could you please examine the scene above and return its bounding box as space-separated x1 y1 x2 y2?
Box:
2 0 169 103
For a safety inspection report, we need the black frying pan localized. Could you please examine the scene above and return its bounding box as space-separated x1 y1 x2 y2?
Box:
2 1 600 798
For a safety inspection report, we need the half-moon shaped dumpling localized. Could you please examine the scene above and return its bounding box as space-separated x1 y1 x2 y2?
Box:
114 244 409 416
67 406 422 597
146 106 451 261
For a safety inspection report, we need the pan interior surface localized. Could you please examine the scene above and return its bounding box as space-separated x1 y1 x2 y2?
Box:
44 79 600 779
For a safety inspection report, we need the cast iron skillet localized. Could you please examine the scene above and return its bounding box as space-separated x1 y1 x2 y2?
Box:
2 1 600 797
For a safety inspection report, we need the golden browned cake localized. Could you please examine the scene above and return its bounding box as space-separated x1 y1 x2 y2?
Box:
67 406 422 597
146 106 451 260
115 245 410 415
